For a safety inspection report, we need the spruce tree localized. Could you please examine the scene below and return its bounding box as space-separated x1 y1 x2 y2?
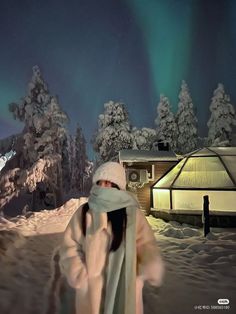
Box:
155 94 177 151
132 127 157 150
207 83 236 146
175 81 198 154
71 125 88 193
1 66 68 212
92 101 133 161
61 133 71 192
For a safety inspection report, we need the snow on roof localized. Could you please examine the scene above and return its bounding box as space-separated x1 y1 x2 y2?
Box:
119 149 178 162
185 146 236 157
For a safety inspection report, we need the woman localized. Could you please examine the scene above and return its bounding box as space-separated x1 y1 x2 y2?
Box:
59 162 164 314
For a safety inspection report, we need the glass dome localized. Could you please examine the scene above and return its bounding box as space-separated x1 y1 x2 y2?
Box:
152 147 236 212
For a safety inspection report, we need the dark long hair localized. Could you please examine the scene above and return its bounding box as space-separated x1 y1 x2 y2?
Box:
81 184 127 252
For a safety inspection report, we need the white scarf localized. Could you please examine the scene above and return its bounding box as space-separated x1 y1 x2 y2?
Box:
88 185 139 314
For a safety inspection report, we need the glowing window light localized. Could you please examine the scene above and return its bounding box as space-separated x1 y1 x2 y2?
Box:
153 189 170 209
174 157 233 188
154 158 185 188
172 190 236 211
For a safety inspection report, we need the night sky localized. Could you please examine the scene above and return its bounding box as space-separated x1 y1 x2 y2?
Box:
0 0 236 157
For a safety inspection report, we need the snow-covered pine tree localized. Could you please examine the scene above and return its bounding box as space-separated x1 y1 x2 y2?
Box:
68 134 75 179
71 124 89 193
207 83 236 146
0 66 69 213
132 127 157 150
9 66 68 163
155 94 177 151
82 160 93 194
0 134 21 159
92 101 133 162
175 81 198 154
61 133 71 193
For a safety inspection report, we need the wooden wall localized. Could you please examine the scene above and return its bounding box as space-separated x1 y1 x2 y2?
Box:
125 161 177 214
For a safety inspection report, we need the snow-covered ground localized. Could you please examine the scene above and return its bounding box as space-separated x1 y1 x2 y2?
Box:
0 199 235 314
145 216 236 314
0 156 7 171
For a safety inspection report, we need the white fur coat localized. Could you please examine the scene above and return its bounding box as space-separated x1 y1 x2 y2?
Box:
57 206 164 314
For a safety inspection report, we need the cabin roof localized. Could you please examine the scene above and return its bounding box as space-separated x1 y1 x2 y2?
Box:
119 149 178 162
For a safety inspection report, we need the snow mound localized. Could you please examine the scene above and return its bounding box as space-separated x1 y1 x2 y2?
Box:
160 226 185 238
0 217 17 229
220 233 236 241
229 254 236 261
0 229 25 257
146 216 166 231
182 227 200 237
0 197 87 236
205 232 218 240
148 217 201 239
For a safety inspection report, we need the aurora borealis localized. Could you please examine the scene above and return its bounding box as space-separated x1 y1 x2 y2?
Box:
0 0 236 156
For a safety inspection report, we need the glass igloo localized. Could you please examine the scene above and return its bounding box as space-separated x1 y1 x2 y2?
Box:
152 147 236 213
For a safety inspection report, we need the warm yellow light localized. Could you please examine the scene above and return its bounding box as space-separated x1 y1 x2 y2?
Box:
152 189 170 209
154 158 185 188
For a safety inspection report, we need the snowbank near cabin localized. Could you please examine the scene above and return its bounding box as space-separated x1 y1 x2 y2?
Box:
0 200 235 314
145 216 236 314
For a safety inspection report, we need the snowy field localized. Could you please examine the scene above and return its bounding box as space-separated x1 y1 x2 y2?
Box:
0 198 235 314
145 216 236 314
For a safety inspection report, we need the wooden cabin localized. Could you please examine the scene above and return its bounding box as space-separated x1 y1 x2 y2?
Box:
119 149 179 214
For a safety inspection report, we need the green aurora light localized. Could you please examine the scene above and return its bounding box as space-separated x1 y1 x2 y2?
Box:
127 0 194 110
